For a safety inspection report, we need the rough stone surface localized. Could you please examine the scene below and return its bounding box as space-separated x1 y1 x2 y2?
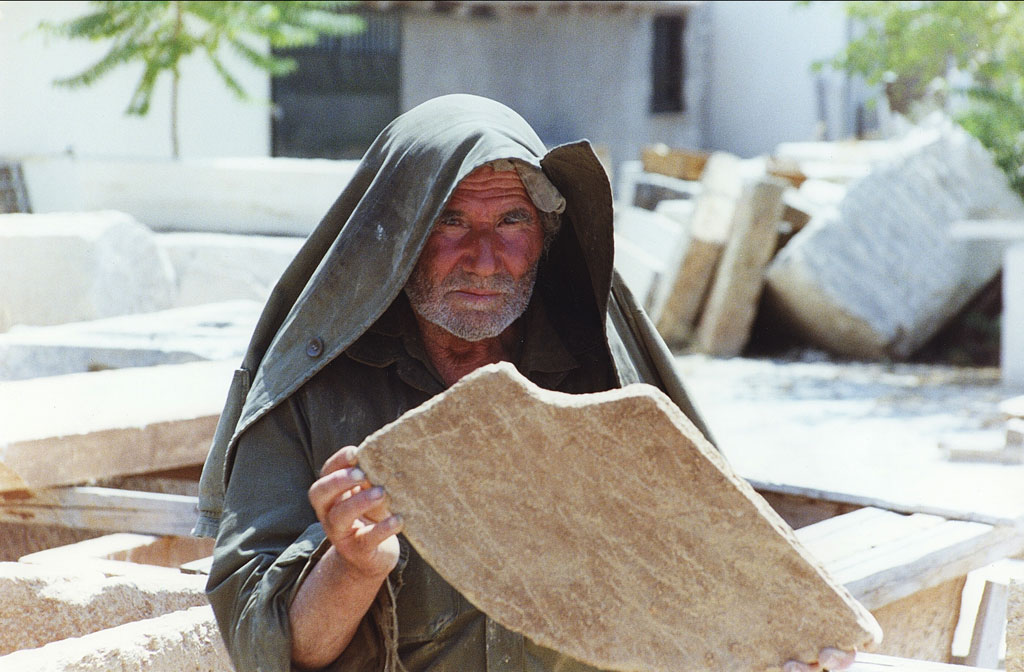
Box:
1010 580 1023 672
765 119 1024 360
0 605 230 672
0 300 260 380
158 232 303 307
0 211 176 333
869 576 966 663
0 562 206 654
357 362 882 672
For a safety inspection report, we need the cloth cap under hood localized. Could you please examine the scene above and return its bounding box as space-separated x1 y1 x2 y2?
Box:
194 94 711 537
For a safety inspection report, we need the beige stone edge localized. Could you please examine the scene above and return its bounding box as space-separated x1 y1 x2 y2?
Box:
0 606 230 672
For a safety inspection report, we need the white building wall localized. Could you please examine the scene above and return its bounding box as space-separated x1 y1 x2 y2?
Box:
706 0 854 158
399 9 705 172
0 1 269 160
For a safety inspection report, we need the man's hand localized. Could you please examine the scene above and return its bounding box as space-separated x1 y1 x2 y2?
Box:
309 445 403 580
784 647 857 672
289 446 404 669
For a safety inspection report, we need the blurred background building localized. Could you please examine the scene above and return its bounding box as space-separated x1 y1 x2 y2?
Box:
0 1 872 173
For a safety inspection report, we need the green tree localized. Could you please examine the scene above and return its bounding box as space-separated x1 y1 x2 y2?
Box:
816 1 1024 197
40 1 364 158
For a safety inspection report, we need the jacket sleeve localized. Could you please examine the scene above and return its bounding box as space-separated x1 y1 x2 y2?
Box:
205 395 388 672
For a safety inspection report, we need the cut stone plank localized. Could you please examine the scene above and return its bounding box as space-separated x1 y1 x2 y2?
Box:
796 507 1024 611
0 605 230 672
765 120 1024 360
0 301 260 381
693 176 787 356
357 362 881 672
0 211 176 333
952 559 1024 659
0 488 201 537
650 152 746 346
613 234 665 311
851 652 990 670
613 205 688 310
1009 580 1023 672
23 155 359 237
964 580 1009 668
19 531 213 576
0 360 237 492
0 561 206 655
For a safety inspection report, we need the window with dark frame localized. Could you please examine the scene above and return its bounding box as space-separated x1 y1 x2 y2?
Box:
271 9 402 160
650 14 686 114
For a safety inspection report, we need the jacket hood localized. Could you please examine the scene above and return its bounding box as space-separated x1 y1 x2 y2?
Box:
194 94 709 537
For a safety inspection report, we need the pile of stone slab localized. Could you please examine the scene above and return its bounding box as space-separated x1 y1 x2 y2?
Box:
0 533 229 671
0 206 300 667
616 114 1024 361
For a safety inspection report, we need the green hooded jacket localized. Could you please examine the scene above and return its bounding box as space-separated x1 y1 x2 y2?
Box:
198 94 713 672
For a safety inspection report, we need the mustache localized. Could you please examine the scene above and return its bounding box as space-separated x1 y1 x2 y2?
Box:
439 269 516 294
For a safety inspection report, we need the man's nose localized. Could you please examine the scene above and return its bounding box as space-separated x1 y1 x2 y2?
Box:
461 230 500 275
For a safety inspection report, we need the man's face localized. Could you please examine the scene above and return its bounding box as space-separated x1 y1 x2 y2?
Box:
405 165 546 342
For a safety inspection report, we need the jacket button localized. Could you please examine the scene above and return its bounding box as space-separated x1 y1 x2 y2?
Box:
306 337 324 358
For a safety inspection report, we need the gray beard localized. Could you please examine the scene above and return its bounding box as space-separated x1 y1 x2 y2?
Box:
404 265 538 342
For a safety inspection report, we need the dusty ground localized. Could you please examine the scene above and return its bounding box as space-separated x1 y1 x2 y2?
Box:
674 352 1024 524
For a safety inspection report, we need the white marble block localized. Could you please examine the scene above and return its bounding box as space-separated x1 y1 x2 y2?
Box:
0 211 176 333
766 121 1024 360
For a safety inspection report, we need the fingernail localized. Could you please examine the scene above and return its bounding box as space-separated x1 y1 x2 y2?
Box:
369 486 385 500
350 468 366 481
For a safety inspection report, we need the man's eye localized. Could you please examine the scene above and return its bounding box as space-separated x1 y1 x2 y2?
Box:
437 217 466 229
499 214 532 227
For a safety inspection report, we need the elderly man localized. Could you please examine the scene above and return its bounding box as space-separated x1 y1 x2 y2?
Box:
197 95 851 672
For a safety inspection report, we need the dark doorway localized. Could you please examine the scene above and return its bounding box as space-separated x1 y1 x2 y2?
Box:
271 10 401 159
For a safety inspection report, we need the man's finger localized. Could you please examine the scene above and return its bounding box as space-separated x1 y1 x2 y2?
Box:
819 648 856 670
308 467 369 514
353 514 404 548
320 445 359 477
323 486 388 536
783 661 820 672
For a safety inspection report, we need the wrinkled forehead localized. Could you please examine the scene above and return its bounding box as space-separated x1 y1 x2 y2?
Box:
454 159 565 215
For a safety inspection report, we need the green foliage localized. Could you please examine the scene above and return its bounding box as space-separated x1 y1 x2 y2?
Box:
39 1 362 150
816 1 1024 197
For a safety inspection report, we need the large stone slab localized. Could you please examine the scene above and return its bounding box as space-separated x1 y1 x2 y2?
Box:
0 300 260 380
765 120 1024 360
0 359 236 492
0 606 230 672
357 363 881 672
0 211 176 333
157 232 303 307
23 156 358 236
0 561 206 655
